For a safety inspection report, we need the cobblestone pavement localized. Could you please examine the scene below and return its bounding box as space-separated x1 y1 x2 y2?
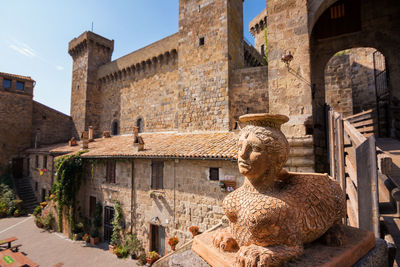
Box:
0 215 138 267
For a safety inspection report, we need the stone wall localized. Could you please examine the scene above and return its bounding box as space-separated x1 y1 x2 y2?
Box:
324 53 353 117
230 66 269 128
325 48 382 117
0 91 33 171
32 101 73 146
28 153 54 202
97 55 178 134
267 0 312 138
177 0 231 131
77 158 241 254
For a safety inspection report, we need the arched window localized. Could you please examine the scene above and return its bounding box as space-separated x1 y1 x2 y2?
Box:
112 120 119 135
136 117 143 133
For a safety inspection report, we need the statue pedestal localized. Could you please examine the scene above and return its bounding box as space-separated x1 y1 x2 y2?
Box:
192 226 376 267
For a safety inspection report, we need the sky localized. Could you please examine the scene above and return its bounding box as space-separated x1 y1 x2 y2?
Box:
1 0 266 115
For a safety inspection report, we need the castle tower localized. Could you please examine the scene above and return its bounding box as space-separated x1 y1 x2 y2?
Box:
68 31 114 138
177 0 244 131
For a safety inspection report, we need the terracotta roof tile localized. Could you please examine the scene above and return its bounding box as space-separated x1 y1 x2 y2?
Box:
0 72 34 82
48 132 239 160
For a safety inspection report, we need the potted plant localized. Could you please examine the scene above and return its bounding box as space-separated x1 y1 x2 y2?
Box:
124 233 143 259
82 233 90 242
168 237 179 251
189 226 199 237
90 229 100 245
146 251 160 265
90 202 102 245
138 253 147 266
110 201 122 253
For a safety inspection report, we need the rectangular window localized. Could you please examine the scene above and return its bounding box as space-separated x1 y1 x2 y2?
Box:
35 155 39 168
106 161 116 183
89 196 96 217
261 44 265 57
199 37 205 46
151 161 164 189
35 182 38 192
3 79 11 88
209 167 219 181
16 81 24 90
43 155 47 169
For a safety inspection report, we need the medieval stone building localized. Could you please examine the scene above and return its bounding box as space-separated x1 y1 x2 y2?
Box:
9 0 400 257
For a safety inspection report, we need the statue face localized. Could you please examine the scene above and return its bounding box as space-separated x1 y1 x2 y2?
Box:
238 131 270 180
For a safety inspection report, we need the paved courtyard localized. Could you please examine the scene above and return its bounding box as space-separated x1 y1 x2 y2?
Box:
0 215 138 267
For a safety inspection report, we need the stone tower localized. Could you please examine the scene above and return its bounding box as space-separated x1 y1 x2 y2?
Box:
177 0 244 131
68 31 114 138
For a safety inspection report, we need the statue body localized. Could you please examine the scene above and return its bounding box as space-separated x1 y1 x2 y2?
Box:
213 114 346 266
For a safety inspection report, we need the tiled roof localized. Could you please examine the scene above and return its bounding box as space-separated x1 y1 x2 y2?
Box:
47 132 239 160
0 72 34 81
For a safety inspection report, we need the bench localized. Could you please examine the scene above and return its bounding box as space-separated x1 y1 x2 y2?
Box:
0 237 17 249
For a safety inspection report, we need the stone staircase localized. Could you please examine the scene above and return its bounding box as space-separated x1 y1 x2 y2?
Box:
15 177 39 213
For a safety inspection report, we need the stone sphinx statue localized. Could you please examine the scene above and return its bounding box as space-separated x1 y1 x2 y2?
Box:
213 114 346 266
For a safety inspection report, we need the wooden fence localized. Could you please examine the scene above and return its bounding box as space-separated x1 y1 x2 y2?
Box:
328 108 380 237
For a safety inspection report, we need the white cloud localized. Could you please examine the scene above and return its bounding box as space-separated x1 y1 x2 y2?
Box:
9 43 36 58
56 65 64 71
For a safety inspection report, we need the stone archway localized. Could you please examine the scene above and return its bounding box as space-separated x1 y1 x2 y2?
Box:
309 0 400 172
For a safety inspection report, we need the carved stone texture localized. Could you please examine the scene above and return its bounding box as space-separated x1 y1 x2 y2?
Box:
213 113 346 267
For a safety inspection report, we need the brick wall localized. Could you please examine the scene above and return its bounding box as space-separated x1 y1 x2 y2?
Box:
32 101 73 146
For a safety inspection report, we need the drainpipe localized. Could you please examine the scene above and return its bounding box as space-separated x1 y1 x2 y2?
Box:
131 160 136 233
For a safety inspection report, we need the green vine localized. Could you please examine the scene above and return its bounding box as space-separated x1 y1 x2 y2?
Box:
52 150 87 232
111 201 123 246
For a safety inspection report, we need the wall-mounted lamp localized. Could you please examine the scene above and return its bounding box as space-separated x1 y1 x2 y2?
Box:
281 51 294 68
151 216 160 224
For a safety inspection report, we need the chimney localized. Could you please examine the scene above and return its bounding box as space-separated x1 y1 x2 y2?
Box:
81 131 89 149
88 126 94 142
133 126 144 152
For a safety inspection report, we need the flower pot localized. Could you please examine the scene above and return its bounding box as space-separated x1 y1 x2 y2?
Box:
170 245 176 251
131 253 137 260
191 231 199 237
146 257 159 265
90 236 100 245
109 244 116 254
36 221 44 228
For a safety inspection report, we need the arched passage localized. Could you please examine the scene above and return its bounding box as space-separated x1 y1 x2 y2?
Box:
309 0 400 172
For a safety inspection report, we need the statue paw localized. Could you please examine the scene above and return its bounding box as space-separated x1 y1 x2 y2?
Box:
212 229 239 252
236 245 278 267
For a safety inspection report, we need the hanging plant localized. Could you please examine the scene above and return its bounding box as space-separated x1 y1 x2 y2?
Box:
52 150 87 232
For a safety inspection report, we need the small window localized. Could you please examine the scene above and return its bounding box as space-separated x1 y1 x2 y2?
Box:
43 155 47 169
35 155 39 168
137 118 143 133
199 37 205 46
151 161 164 189
106 161 116 183
41 188 46 202
112 121 119 135
209 168 219 181
3 79 11 88
35 182 38 191
16 81 24 90
89 196 96 217
261 44 265 57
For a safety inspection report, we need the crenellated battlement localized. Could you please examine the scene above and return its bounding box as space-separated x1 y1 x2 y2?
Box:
249 9 267 37
68 31 114 59
97 33 179 83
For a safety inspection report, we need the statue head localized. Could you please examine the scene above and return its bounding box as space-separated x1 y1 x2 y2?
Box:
238 114 289 184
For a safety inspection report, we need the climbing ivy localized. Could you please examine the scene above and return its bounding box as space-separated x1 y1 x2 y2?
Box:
110 201 123 246
52 150 87 232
